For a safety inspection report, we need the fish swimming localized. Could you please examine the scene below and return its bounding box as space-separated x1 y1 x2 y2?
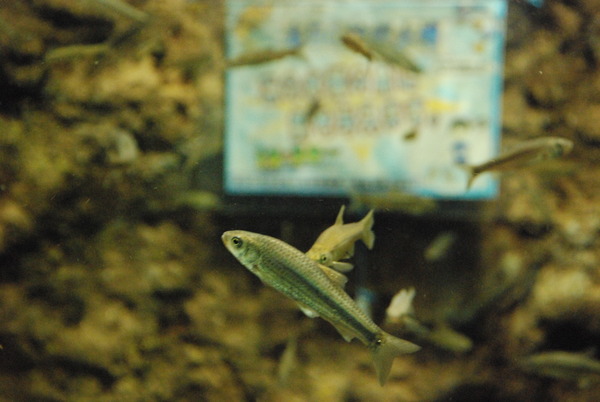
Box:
518 350 600 386
305 206 375 272
222 230 420 385
303 98 322 125
385 288 472 353
341 33 374 61
340 32 421 73
462 136 574 189
349 192 438 216
227 46 303 67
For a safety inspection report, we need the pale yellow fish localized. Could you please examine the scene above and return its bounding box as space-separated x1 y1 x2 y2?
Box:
222 230 420 385
463 136 573 189
306 206 375 272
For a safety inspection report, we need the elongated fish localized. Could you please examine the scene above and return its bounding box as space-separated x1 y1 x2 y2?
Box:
227 46 303 67
340 33 421 73
222 230 420 385
306 206 374 272
304 98 322 125
462 136 573 189
518 350 600 386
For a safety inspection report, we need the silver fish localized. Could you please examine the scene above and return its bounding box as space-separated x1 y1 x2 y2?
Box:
462 136 573 189
227 46 303 67
518 350 600 386
340 32 421 73
222 230 420 385
306 206 374 272
385 288 472 353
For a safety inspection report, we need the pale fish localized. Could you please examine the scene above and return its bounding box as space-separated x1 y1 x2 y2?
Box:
424 231 457 263
227 46 303 67
424 324 473 354
462 136 574 189
305 206 375 273
349 192 438 216
518 350 600 387
277 336 298 385
385 288 471 353
340 32 421 73
222 230 420 385
386 287 416 322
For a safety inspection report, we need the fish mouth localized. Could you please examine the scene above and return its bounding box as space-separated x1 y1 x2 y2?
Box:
221 232 232 245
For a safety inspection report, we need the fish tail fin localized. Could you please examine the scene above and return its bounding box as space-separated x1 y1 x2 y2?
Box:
360 209 375 249
371 332 420 386
458 164 477 190
466 170 479 190
294 44 308 62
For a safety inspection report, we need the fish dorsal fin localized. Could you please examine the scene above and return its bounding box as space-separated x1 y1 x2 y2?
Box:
318 264 348 288
297 302 320 318
334 205 346 225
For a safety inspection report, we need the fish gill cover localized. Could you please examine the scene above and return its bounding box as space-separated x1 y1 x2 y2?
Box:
224 0 508 199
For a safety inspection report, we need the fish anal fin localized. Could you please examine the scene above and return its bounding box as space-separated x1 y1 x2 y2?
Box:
329 321 356 343
297 303 319 318
318 264 348 288
330 261 354 273
342 244 355 260
372 332 420 386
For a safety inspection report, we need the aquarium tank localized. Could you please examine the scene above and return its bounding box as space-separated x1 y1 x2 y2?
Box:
1 0 600 400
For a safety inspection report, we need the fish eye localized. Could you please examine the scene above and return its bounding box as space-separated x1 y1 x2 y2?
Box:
231 236 243 248
319 254 329 263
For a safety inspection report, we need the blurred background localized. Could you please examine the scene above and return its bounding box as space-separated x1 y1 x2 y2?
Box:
0 0 599 400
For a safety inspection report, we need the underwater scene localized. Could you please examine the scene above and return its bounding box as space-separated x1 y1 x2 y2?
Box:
1 0 600 401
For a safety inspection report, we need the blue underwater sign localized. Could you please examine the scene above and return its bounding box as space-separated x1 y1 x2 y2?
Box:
224 0 508 199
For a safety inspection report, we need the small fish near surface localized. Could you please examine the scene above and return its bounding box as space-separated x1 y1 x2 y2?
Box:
227 45 304 67
305 206 375 273
461 136 574 189
222 230 420 385
349 192 438 216
340 32 422 73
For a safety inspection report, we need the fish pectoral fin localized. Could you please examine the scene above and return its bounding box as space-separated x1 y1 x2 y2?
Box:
297 303 320 318
330 261 354 273
318 264 348 288
339 244 355 260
